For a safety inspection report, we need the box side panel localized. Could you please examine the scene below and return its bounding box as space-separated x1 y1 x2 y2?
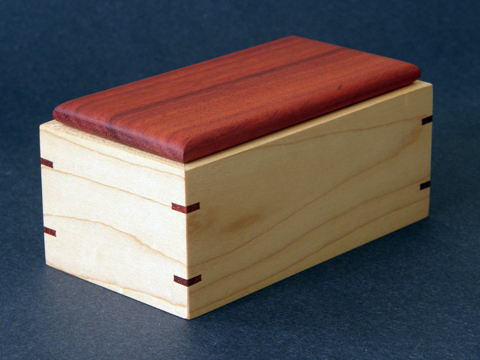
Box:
184 81 433 318
40 122 189 318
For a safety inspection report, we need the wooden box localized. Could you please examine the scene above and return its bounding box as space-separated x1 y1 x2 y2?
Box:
40 36 433 319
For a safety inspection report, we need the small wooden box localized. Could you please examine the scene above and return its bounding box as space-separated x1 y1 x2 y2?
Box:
40 36 432 319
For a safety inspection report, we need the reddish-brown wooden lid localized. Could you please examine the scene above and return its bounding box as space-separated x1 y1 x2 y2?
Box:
53 36 421 163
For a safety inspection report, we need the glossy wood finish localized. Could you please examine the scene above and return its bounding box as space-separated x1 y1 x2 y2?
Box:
53 36 421 163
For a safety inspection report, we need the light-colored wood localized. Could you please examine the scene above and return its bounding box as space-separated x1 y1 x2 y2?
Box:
183 80 433 318
41 80 433 319
40 121 189 318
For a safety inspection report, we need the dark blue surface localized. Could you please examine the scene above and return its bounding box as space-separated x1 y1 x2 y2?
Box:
1 1 479 358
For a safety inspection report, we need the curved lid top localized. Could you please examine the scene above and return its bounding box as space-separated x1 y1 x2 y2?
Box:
53 36 421 163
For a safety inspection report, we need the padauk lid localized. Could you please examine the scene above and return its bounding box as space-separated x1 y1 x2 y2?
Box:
53 36 421 163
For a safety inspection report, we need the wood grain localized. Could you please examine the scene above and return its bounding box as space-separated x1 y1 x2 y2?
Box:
53 36 421 163
40 81 432 319
183 81 433 318
40 120 189 318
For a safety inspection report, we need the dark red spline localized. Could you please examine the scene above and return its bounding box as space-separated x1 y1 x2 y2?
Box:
174 275 202 287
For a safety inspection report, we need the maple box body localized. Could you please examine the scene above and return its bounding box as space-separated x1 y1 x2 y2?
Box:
40 80 432 319
40 36 433 319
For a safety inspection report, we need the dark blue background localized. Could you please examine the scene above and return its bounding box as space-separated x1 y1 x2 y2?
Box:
1 1 479 358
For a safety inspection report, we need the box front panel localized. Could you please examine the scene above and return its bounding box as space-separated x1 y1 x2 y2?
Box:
184 81 433 318
40 122 189 318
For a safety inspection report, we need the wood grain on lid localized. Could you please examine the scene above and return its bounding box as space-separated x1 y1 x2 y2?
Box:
53 36 421 163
